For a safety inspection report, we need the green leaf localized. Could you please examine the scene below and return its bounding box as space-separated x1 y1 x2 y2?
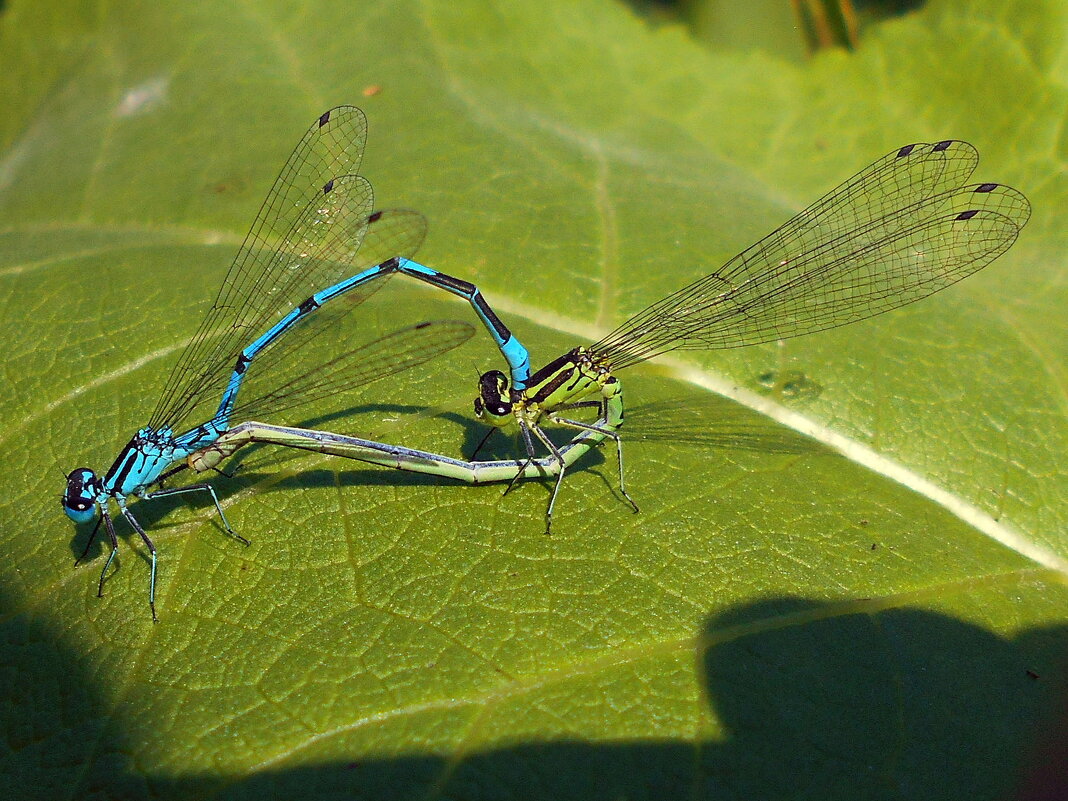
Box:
1 0 1065 799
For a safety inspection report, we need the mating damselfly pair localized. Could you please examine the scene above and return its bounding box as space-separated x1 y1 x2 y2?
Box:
63 106 1030 619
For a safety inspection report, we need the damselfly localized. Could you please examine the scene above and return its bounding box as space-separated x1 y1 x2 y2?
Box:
185 141 1030 536
456 140 1030 530
62 106 533 618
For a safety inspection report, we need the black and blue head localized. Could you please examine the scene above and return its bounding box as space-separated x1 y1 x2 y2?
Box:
63 468 100 524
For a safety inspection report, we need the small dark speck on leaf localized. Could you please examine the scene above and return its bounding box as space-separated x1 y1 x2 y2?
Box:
208 177 247 195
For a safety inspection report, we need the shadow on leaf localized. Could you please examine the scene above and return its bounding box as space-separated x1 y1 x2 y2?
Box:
3 585 1066 800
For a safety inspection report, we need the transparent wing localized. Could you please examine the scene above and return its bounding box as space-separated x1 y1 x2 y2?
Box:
150 106 374 428
231 208 429 415
593 141 1030 370
233 320 475 420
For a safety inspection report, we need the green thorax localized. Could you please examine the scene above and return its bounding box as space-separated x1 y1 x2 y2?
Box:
521 347 610 411
475 347 619 430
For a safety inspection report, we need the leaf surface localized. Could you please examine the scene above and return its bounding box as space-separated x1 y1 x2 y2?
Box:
1 1 1065 798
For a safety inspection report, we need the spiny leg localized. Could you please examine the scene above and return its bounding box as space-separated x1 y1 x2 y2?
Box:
528 423 567 535
117 500 158 622
153 463 187 490
502 420 541 498
469 426 496 460
96 507 121 599
75 515 104 565
145 483 249 546
550 399 603 417
210 462 242 480
550 412 639 514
